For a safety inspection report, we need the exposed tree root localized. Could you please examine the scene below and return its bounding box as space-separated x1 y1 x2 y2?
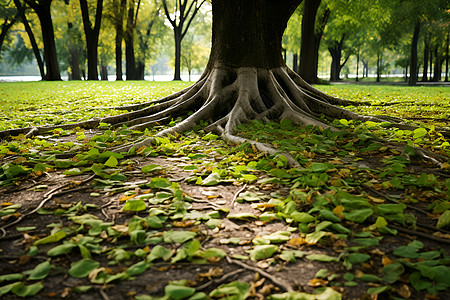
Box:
0 66 448 167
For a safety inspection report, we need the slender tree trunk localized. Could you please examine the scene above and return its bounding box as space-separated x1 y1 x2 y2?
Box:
100 63 108 80
329 45 340 81
429 46 433 79
36 5 61 80
125 1 137 80
328 35 348 82
115 0 126 81
433 47 441 82
0 15 18 58
409 21 420 86
13 0 44 76
376 52 381 82
292 53 298 73
67 20 82 80
136 61 145 80
173 28 182 80
422 34 429 82
80 0 103 80
299 0 322 84
356 50 359 82
23 0 61 80
445 32 449 82
70 45 82 80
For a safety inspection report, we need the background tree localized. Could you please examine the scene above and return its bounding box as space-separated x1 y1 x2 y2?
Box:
162 0 206 80
79 0 103 80
23 0 61 80
298 0 329 84
107 0 126 80
282 6 301 72
136 2 166 80
124 0 141 80
10 0 45 78
0 0 19 58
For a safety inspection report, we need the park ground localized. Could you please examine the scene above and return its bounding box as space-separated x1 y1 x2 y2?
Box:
0 81 449 299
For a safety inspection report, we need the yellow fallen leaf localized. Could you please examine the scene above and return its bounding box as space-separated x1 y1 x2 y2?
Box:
382 256 394 266
119 194 136 202
308 278 329 287
368 195 385 203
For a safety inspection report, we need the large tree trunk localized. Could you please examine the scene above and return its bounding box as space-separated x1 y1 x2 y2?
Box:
409 21 420 86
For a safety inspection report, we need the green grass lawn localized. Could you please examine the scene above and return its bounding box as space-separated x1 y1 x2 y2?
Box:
0 81 448 131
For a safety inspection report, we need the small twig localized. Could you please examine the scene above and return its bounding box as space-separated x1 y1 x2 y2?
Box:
225 256 294 292
99 288 111 300
231 184 247 206
192 198 223 210
195 268 245 291
389 224 450 245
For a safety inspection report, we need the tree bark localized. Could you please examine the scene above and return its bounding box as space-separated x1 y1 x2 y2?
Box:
409 21 420 86
209 0 299 69
24 0 61 80
80 0 103 80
